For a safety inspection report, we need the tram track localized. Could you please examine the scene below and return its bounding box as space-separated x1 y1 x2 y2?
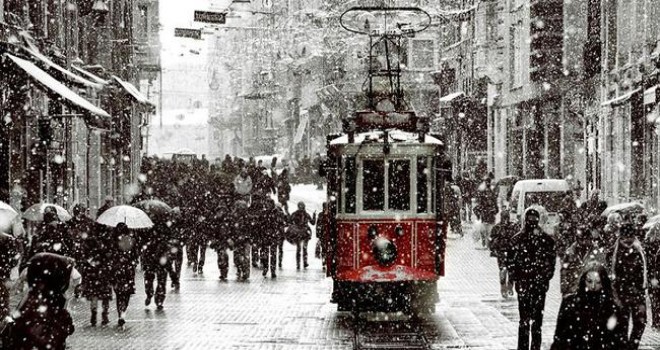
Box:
351 313 432 350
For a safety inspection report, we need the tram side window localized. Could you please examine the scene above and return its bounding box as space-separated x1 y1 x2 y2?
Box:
344 156 357 213
417 157 428 213
388 160 410 211
363 159 385 211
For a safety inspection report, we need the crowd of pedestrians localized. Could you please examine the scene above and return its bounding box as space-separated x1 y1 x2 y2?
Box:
479 185 657 350
0 153 324 349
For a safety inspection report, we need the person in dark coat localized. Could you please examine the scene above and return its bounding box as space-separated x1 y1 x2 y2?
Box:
0 233 18 323
110 223 140 328
79 222 114 326
167 217 185 290
229 200 251 281
316 202 329 263
507 208 556 350
607 223 648 349
23 208 73 268
9 253 75 350
210 201 232 281
259 199 286 278
289 202 316 270
645 223 660 329
141 223 171 310
447 184 463 237
475 177 498 248
457 171 475 222
253 168 276 200
276 169 292 213
489 211 518 298
551 263 621 350
560 226 596 296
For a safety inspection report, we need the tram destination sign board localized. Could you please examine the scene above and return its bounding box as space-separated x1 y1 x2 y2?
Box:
194 10 227 24
174 28 202 39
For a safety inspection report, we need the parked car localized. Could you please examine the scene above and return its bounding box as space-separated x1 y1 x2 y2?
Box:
509 179 571 235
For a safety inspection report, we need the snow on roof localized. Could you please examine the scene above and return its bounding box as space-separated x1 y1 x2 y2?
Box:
329 130 442 145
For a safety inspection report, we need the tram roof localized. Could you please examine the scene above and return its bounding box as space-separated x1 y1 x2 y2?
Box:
329 129 442 146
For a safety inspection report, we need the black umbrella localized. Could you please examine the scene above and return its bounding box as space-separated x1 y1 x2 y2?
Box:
133 199 174 223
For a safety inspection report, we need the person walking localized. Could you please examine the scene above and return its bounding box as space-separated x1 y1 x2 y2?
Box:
234 167 253 204
0 233 18 323
141 223 171 310
457 171 474 222
447 184 463 237
22 207 73 268
559 226 595 296
8 253 76 350
110 223 140 328
551 263 621 350
260 199 286 278
78 222 113 327
475 177 498 248
507 208 556 350
489 211 518 298
608 223 648 349
289 202 316 270
210 201 232 281
646 223 660 329
276 169 292 213
316 202 330 264
229 200 252 282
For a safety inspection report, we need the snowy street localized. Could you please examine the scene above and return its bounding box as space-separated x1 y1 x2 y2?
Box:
60 185 660 349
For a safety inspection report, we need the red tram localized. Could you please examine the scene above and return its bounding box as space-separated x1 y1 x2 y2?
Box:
320 7 452 315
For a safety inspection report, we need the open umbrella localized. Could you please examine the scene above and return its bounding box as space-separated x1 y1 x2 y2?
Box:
0 201 20 235
23 203 72 222
601 202 646 218
643 214 660 230
96 205 153 229
133 199 173 222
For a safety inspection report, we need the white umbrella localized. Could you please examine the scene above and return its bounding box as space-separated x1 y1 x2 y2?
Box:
643 214 660 230
96 205 154 229
23 203 72 222
0 201 17 214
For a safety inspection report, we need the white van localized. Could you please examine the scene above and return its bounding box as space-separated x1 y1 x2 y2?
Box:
509 179 571 235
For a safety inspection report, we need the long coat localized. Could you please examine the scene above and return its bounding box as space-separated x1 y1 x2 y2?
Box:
551 265 621 350
507 226 556 292
110 229 141 295
10 253 75 350
79 224 114 300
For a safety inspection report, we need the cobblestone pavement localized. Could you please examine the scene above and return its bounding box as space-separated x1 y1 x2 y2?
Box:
46 186 660 349
59 229 660 350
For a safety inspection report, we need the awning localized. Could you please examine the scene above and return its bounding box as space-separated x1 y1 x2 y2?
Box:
24 47 104 90
6 54 111 123
439 91 465 103
72 65 110 85
112 76 155 107
601 88 641 107
644 85 658 105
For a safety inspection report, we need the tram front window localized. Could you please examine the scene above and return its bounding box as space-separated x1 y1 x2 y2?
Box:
363 159 385 211
388 160 410 211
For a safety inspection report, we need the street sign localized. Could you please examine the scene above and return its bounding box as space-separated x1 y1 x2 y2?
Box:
174 28 202 39
194 10 227 24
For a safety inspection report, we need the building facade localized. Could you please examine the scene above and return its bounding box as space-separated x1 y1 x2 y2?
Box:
0 0 158 214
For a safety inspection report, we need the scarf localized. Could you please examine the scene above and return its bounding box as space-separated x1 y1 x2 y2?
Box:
610 237 647 289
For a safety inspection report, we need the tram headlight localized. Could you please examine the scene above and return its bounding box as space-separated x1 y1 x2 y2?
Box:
372 237 397 266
